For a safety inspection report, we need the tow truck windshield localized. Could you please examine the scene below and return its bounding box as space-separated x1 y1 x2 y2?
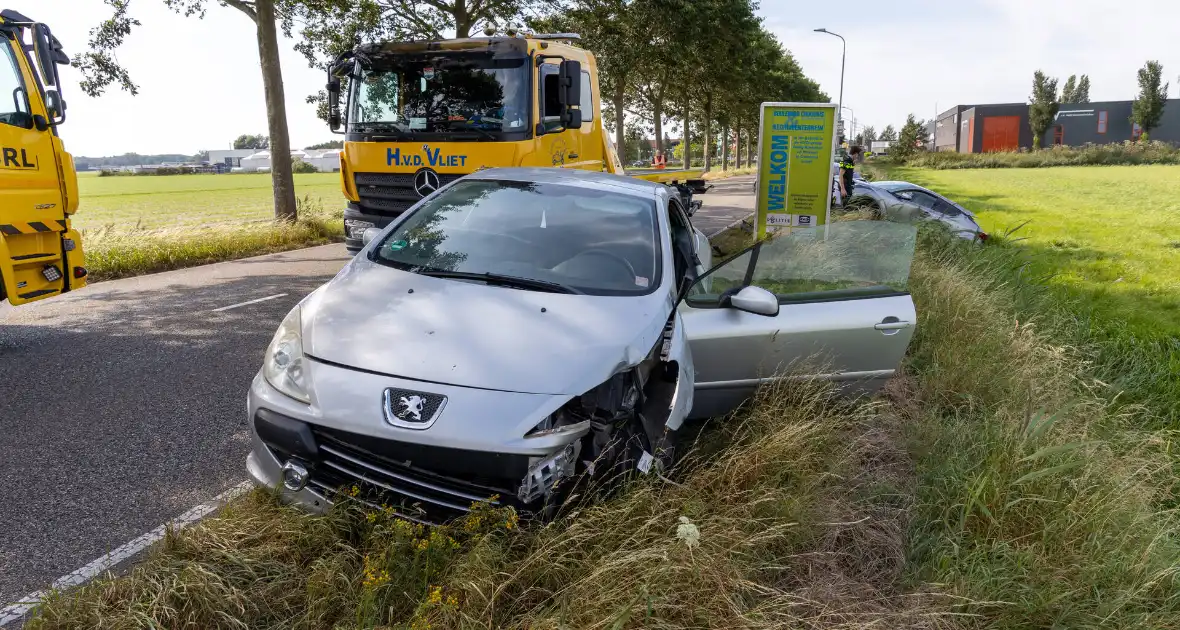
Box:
349 53 529 139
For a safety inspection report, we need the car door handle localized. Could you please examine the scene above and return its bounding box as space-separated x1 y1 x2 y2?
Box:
874 321 913 331
568 152 579 159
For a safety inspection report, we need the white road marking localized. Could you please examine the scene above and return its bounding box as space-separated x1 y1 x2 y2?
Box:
0 480 253 627
211 293 288 312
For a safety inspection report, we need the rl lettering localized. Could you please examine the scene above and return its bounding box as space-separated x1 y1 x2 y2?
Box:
1 147 35 169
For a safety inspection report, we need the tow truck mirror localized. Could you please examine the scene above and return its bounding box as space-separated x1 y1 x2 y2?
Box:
562 107 582 130
557 60 580 106
557 59 582 129
31 24 60 88
44 89 65 125
326 77 342 131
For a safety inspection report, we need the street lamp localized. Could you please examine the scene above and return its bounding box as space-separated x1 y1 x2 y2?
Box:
814 28 846 140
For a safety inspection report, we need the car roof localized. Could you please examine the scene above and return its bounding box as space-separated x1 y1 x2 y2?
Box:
871 180 935 194
466 167 666 198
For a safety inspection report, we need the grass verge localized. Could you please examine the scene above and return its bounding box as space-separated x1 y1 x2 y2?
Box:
24 221 1180 629
702 166 757 180
891 141 1180 170
82 199 344 282
864 162 1180 424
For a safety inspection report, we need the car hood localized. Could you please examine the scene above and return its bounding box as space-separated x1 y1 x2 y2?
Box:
301 257 672 396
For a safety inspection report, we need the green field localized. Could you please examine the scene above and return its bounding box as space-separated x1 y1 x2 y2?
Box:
891 165 1180 336
75 171 344 230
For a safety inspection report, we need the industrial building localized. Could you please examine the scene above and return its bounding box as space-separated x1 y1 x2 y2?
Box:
932 99 1180 152
204 148 342 173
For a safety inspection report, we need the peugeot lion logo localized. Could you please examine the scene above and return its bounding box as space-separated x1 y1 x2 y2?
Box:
398 395 425 422
382 388 446 430
413 167 440 197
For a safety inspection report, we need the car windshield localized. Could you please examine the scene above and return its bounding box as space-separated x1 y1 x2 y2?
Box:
349 53 529 136
374 179 660 296
875 181 915 192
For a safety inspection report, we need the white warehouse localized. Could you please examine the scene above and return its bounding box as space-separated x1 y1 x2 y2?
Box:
207 149 342 173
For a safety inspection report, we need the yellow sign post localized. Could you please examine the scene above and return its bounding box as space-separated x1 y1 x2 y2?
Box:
754 102 838 240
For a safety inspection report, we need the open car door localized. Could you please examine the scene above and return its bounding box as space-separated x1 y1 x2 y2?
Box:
679 219 919 419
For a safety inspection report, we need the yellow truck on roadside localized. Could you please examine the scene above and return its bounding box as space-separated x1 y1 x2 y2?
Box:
322 30 707 251
0 10 85 306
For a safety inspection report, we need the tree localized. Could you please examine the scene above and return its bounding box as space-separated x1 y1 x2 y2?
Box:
1061 74 1091 103
891 114 929 160
878 125 896 142
234 134 271 149
305 140 345 150
622 125 648 163
1028 70 1059 149
76 0 299 221
862 125 876 146
1132 60 1169 141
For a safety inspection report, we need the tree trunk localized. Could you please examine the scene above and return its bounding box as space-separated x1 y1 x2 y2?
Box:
682 97 690 168
735 119 743 169
653 99 663 158
614 81 626 169
721 125 729 171
702 93 712 171
454 1 471 38
255 0 297 221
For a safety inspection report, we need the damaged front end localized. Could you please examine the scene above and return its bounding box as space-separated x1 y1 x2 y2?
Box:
517 321 690 512
249 314 693 525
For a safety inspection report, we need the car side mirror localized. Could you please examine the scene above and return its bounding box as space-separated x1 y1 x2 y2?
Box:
728 286 779 317
362 227 382 246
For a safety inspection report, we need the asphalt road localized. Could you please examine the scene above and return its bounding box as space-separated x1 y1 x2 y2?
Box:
0 174 754 611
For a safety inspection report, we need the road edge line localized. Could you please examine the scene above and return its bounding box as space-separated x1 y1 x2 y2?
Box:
0 480 253 627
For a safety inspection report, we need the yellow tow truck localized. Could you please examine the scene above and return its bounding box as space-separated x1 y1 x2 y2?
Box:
324 30 707 251
0 10 85 306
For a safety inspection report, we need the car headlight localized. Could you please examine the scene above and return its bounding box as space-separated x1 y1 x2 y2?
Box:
263 306 311 403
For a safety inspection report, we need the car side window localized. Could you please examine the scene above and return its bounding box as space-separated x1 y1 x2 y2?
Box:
905 190 941 210
1 42 33 129
667 200 694 284
685 220 918 306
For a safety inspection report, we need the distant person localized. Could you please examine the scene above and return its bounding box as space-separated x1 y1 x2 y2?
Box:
839 146 862 203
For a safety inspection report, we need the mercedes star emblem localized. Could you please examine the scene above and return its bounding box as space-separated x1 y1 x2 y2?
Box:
413 168 441 197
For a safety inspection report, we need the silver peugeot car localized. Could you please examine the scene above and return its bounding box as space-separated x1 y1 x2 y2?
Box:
848 180 988 242
246 168 919 522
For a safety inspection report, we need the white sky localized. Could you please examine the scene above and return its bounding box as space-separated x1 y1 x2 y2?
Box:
11 0 1180 156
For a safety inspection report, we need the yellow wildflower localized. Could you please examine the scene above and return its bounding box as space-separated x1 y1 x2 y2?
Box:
427 585 443 605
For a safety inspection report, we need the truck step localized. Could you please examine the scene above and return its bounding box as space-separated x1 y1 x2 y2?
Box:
17 288 59 300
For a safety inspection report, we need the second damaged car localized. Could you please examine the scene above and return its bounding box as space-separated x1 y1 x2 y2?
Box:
246 168 920 522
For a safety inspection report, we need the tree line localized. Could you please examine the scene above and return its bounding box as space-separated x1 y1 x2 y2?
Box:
75 0 825 219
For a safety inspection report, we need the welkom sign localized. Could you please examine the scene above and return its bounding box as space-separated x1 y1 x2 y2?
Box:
753 102 838 239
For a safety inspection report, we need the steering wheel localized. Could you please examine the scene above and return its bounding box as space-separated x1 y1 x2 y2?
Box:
569 249 637 280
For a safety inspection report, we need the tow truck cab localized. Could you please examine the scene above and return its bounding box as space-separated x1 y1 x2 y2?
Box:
0 10 85 306
326 32 705 252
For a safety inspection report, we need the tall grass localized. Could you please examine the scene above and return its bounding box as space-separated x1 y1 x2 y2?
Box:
81 196 344 281
891 140 1180 169
24 222 1180 629
902 227 1180 627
